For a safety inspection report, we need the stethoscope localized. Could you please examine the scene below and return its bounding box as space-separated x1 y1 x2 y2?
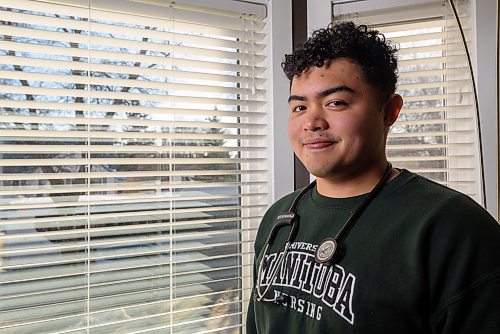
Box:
255 163 394 303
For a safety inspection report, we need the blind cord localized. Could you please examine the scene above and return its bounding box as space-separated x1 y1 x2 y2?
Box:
447 0 487 208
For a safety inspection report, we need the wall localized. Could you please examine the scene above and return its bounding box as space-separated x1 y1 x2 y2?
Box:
269 0 295 201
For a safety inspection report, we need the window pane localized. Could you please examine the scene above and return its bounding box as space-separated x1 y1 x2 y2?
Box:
333 0 483 203
0 0 268 332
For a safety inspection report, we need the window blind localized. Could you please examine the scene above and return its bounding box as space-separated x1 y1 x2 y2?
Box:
333 0 483 203
0 0 268 332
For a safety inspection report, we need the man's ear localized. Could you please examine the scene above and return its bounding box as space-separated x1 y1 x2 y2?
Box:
384 94 403 127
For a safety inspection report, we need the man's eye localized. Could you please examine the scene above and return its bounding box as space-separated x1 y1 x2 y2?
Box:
327 101 347 108
291 105 306 113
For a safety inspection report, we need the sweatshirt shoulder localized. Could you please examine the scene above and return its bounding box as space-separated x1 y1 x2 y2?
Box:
386 170 498 239
397 170 491 213
267 190 301 214
254 188 304 251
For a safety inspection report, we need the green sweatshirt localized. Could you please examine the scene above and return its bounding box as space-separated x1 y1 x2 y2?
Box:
247 170 500 333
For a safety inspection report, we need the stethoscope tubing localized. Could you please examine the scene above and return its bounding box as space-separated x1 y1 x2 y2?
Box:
255 163 393 302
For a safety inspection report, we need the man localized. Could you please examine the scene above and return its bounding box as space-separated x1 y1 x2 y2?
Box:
246 21 500 333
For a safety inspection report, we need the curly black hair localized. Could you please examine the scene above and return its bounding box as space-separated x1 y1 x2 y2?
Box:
282 21 399 98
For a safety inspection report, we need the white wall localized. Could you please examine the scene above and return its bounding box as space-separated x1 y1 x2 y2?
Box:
474 0 498 218
268 0 295 202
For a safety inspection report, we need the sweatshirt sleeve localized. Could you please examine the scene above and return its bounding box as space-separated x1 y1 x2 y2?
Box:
425 193 500 333
244 189 307 334
246 293 257 334
246 240 261 334
430 270 500 333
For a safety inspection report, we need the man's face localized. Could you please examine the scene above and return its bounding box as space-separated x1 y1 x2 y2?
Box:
287 58 394 181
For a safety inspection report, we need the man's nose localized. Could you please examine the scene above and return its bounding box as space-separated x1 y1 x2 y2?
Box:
304 106 328 132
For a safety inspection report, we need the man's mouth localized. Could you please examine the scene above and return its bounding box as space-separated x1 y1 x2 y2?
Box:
302 138 338 149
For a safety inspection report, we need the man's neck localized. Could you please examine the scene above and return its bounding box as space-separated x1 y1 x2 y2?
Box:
315 164 399 198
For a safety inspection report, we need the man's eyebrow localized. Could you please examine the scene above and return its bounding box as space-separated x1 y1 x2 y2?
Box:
288 95 305 103
288 85 355 103
318 85 355 98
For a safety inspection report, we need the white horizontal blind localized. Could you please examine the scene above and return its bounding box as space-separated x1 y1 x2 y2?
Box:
333 1 483 203
0 0 268 333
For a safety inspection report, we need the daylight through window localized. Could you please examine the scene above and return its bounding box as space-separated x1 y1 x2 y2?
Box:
0 0 268 332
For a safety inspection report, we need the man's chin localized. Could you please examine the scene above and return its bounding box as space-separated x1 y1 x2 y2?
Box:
303 166 333 179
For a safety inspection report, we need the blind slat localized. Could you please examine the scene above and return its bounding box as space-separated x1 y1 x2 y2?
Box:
0 51 266 85
0 70 263 96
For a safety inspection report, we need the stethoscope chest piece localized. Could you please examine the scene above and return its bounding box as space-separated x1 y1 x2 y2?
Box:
315 237 340 264
256 163 394 303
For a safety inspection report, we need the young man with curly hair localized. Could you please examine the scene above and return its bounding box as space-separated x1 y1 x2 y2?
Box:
246 21 500 333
